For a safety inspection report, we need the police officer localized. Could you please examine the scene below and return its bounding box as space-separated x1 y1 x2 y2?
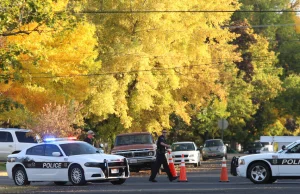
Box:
149 129 177 182
84 130 94 145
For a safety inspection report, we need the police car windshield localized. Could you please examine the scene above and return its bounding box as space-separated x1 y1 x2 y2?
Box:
278 141 298 153
60 143 98 156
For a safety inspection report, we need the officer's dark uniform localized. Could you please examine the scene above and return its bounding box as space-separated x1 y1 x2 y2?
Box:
149 135 174 182
83 137 93 145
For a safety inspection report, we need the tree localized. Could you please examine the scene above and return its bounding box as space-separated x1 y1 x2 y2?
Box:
226 20 282 143
27 102 84 138
84 0 241 138
0 0 99 131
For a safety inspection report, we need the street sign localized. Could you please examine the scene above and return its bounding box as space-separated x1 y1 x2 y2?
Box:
218 119 228 130
218 119 228 140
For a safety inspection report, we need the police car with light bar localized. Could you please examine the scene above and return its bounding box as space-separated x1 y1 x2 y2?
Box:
6 137 129 186
231 140 300 184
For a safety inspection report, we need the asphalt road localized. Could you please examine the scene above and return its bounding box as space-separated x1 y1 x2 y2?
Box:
1 156 300 194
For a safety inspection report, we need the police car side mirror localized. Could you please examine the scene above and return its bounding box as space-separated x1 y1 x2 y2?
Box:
52 152 61 157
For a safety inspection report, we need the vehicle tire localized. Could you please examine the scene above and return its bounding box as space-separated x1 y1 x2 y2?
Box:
13 167 30 186
68 164 87 185
111 178 126 185
54 181 68 185
130 168 140 173
193 163 198 167
267 178 277 184
248 162 271 184
202 157 207 161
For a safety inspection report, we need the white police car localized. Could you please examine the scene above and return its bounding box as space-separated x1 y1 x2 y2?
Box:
6 137 129 186
231 140 300 184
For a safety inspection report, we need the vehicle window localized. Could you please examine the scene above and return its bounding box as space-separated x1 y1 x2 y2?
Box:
246 142 262 149
278 141 298 153
45 144 62 156
115 134 153 146
15 132 37 143
172 143 195 151
204 140 224 147
26 145 44 156
60 143 98 156
288 144 300 153
0 131 13 142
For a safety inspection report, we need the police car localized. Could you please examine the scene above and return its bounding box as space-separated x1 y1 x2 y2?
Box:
231 140 300 184
6 137 129 186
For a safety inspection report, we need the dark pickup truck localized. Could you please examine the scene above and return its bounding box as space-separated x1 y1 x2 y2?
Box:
244 142 263 154
111 132 157 172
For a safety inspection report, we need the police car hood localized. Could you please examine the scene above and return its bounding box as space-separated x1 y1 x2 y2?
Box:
240 153 275 161
69 153 124 163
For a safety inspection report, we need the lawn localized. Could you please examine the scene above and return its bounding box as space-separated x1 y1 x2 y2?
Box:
0 163 6 171
0 186 36 194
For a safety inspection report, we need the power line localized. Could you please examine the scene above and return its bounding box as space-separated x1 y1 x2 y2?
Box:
25 56 281 79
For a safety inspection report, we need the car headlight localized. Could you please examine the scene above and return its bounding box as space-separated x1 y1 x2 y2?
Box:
84 162 100 167
149 151 154 156
189 154 194 157
7 157 17 163
238 159 245 165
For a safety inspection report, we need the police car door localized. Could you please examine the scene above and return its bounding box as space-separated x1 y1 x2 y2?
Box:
39 144 68 181
278 143 300 176
23 144 45 180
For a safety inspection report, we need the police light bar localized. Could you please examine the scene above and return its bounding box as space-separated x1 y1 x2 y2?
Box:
44 137 77 142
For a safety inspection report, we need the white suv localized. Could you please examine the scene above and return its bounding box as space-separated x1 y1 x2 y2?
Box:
0 128 38 162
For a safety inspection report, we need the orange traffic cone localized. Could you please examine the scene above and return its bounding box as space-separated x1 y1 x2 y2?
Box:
219 157 229 182
178 154 188 182
168 150 177 177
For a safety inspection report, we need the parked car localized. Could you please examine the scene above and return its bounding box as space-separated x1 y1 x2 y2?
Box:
0 128 39 162
111 132 156 172
244 142 263 154
201 139 227 161
171 141 201 167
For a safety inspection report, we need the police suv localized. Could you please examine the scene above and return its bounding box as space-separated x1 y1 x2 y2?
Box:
231 140 300 184
6 137 129 186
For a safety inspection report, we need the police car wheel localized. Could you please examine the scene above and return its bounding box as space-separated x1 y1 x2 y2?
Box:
54 181 68 185
111 178 126 185
267 178 277 184
248 162 270 184
68 165 86 185
13 167 30 186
